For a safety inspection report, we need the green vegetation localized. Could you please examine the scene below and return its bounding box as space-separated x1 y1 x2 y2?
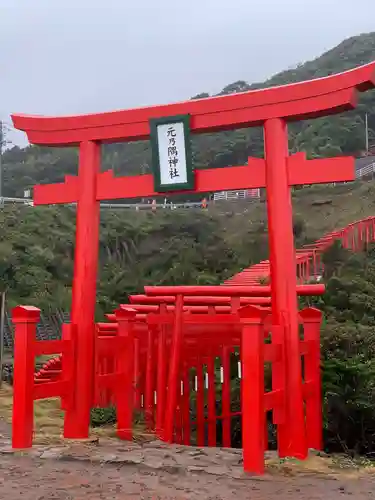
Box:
2 180 375 314
314 242 375 455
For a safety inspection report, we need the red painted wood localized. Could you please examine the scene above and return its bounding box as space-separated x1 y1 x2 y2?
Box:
145 326 156 430
33 339 65 356
164 294 184 443
239 306 267 474
264 117 306 459
12 306 41 449
299 308 323 451
33 153 355 206
129 295 272 305
207 355 217 447
156 305 168 438
221 346 231 448
182 365 191 445
116 308 137 440
63 140 101 439
144 284 325 296
196 361 205 447
33 381 69 400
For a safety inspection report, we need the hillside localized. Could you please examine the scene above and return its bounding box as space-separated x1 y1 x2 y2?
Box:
2 32 375 199
1 179 375 316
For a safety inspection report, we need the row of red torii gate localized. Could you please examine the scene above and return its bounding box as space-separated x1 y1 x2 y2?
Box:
10 60 375 474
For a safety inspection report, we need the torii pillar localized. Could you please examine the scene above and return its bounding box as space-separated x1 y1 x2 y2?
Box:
12 61 375 453
67 141 100 435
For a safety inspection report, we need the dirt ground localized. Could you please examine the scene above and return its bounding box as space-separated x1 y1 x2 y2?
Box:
1 452 375 500
1 421 375 500
1 383 375 500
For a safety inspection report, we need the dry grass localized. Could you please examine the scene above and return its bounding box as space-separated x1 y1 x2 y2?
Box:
215 180 375 245
0 384 117 445
266 451 375 477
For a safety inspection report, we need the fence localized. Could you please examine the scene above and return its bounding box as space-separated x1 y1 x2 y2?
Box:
356 161 375 179
213 189 260 201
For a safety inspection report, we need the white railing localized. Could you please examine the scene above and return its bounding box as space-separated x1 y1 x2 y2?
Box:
99 201 204 210
0 196 33 206
213 189 260 201
0 197 204 211
356 162 375 179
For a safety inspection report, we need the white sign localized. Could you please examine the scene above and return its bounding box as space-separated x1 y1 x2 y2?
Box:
156 122 188 186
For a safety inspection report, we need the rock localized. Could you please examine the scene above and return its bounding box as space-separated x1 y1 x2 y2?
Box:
189 449 207 458
187 466 206 473
0 445 16 454
39 448 63 460
205 466 231 476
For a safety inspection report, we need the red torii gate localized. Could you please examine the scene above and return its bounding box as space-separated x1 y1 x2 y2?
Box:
12 61 375 458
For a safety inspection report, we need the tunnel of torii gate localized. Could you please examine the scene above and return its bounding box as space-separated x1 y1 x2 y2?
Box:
12 61 375 457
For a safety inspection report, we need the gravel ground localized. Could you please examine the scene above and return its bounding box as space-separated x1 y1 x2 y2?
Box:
1 453 375 500
1 418 375 499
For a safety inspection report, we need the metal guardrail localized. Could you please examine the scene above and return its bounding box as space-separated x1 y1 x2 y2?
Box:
0 197 205 210
100 201 204 210
356 162 375 179
213 189 260 201
0 196 33 206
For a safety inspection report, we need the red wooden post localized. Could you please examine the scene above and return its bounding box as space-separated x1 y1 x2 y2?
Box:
239 305 268 474
94 324 106 407
156 304 167 438
115 306 137 440
358 222 362 250
270 323 286 436
133 338 141 410
196 360 205 447
182 365 191 445
342 228 348 248
164 294 184 442
264 118 307 459
145 325 156 430
299 307 323 451
306 258 311 281
221 346 231 447
207 300 218 446
313 250 318 277
12 306 40 449
64 140 101 439
61 323 76 416
175 392 183 444
207 355 217 446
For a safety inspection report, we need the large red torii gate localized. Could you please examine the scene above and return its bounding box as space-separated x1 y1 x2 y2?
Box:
12 61 375 458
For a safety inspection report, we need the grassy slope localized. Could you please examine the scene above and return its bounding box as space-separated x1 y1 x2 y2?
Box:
1 179 375 315
217 181 375 252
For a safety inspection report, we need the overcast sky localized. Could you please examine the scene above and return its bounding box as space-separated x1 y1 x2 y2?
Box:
1 0 375 146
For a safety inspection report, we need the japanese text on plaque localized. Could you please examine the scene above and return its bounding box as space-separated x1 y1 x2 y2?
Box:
167 126 180 180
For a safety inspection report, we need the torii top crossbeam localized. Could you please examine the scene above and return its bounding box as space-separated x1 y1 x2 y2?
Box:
12 61 375 146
